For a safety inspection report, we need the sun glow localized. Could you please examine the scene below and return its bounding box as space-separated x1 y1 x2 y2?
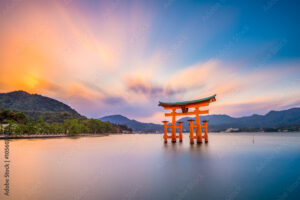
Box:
0 0 299 120
23 75 40 91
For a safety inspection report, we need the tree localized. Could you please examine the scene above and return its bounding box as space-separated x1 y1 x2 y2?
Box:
24 122 38 134
13 112 27 124
4 121 17 135
14 124 24 136
64 119 81 135
0 109 13 122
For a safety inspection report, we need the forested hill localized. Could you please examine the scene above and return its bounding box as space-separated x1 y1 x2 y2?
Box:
0 91 85 122
0 91 77 113
100 108 300 132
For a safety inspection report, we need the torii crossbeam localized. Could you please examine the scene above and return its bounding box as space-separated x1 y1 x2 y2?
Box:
158 94 216 144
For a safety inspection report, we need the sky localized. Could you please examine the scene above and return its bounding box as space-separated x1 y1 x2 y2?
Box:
0 0 300 123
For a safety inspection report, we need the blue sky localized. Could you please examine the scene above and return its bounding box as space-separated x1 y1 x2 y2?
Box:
0 0 299 122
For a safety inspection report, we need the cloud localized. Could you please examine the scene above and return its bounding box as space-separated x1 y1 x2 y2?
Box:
0 0 299 122
211 93 300 117
156 59 300 118
126 77 163 96
103 96 126 105
166 59 220 91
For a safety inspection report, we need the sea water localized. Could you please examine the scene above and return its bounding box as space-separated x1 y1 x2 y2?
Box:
0 133 300 200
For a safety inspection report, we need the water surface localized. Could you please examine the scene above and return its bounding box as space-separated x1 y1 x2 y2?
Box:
1 133 300 200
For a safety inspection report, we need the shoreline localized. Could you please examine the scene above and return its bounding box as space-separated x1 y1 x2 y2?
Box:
1 132 297 140
0 133 110 140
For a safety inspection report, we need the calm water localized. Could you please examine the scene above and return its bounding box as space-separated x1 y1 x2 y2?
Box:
1 133 300 200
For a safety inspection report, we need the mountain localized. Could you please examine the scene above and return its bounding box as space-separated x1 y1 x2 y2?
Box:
0 91 85 122
100 108 300 132
179 108 300 131
99 115 163 132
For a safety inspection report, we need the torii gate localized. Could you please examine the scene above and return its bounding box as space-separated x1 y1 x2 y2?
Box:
158 94 216 144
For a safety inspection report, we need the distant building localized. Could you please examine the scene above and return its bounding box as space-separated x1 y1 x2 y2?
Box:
121 130 131 134
0 124 9 134
225 128 240 133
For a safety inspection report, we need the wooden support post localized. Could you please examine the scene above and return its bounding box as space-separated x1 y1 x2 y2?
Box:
178 122 183 142
188 119 195 144
195 107 202 144
171 108 176 143
203 120 208 143
162 121 168 143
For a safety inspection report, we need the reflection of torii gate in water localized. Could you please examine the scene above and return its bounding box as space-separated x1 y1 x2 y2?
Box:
158 94 216 144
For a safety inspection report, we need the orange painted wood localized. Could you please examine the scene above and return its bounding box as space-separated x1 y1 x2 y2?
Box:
160 96 215 144
195 108 202 143
162 101 210 110
165 110 209 117
178 122 183 142
188 120 194 144
203 121 208 142
171 109 176 142
162 121 168 142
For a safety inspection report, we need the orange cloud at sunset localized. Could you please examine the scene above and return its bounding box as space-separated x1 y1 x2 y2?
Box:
0 0 299 122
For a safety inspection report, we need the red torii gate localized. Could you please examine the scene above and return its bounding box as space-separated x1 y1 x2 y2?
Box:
158 94 216 144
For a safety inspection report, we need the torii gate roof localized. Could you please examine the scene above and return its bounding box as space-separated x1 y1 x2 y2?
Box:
158 94 216 107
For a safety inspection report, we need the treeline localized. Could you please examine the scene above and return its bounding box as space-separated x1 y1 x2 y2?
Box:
22 111 86 123
0 109 132 136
